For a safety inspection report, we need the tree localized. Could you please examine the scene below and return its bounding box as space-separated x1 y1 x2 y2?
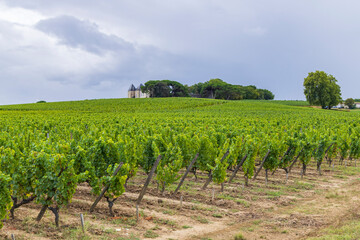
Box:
257 89 275 100
200 78 228 99
188 83 204 97
344 98 355 109
243 85 260 99
165 80 189 97
214 84 241 100
188 79 274 100
142 80 189 98
141 81 168 97
303 71 341 109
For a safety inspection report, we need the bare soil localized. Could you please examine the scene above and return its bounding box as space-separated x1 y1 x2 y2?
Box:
1 161 360 240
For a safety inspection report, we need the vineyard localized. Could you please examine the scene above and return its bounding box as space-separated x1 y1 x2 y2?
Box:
1 98 360 240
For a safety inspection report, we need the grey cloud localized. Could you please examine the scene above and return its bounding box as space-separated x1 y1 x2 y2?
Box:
2 1 360 103
36 15 134 55
32 15 186 89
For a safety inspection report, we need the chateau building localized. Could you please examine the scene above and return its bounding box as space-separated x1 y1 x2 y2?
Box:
128 84 149 98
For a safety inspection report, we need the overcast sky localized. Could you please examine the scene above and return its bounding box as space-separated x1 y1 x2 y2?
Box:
1 0 359 104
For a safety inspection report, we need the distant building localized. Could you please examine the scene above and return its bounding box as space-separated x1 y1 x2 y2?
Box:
128 84 149 98
335 102 360 109
335 103 346 109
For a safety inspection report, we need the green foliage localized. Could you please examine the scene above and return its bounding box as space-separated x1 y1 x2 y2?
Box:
197 135 217 172
327 138 338 161
228 136 245 167
314 137 329 167
212 140 230 184
349 133 360 160
140 136 160 174
271 100 309 106
257 89 275 100
142 80 189 97
155 142 183 191
176 134 199 167
188 78 274 100
31 151 78 207
0 147 32 200
338 134 351 160
103 163 128 199
200 78 229 99
299 140 315 167
84 137 129 199
303 70 342 109
242 138 259 178
234 233 246 240
0 97 360 226
144 230 159 238
0 171 12 229
278 136 298 169
263 146 279 171
344 98 355 109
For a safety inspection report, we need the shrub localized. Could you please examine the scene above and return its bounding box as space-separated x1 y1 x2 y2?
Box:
234 233 246 240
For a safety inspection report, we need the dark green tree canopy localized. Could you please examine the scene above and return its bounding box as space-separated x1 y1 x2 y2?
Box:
188 79 274 100
344 98 355 109
257 89 275 100
303 71 341 109
200 78 228 99
141 80 189 98
141 78 274 100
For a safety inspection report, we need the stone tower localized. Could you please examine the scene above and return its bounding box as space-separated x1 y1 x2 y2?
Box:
128 84 136 98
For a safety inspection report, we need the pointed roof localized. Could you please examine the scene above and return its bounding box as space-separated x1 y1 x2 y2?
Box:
128 84 136 91
135 84 145 90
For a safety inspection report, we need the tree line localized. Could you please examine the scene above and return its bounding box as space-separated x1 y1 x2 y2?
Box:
141 79 275 100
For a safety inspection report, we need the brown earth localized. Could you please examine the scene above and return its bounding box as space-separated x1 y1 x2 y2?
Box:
1 161 360 240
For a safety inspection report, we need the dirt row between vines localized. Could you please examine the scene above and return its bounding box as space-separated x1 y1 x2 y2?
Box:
1 161 360 240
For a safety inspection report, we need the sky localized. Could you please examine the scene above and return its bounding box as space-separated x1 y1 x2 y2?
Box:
1 0 360 104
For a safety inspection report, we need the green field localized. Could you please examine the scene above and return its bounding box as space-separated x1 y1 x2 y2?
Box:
1 98 360 239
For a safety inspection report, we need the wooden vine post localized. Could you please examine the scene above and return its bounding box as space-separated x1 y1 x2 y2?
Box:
80 213 85 233
253 150 271 180
173 153 199 196
288 147 304 173
202 150 230 190
272 146 292 176
228 155 248 183
318 142 334 176
136 155 162 222
89 162 124 213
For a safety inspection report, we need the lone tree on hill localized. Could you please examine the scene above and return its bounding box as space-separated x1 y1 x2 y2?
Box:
303 71 341 109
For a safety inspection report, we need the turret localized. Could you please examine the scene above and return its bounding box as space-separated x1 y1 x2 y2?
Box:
128 84 136 98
